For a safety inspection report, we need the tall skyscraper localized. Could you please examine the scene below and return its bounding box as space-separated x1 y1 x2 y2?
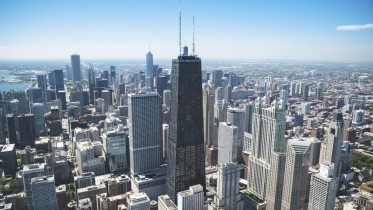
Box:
211 70 223 88
36 74 48 102
31 176 58 210
247 98 286 200
166 51 205 202
244 102 254 134
71 54 81 84
146 51 154 86
128 92 160 175
203 85 214 147
281 138 313 210
87 65 96 105
308 163 338 210
323 111 344 177
54 69 64 92
227 107 245 162
266 152 286 210
6 114 17 144
110 65 116 83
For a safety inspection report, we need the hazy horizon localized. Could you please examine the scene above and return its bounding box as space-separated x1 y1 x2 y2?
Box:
1 0 373 61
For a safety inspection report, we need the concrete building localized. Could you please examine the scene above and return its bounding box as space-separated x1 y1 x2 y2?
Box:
77 184 106 210
74 172 96 191
158 194 177 210
131 166 167 200
177 184 204 210
218 122 238 164
308 163 338 210
214 163 243 210
30 176 58 210
106 174 131 196
227 107 245 162
96 193 126 210
127 192 150 210
76 141 106 176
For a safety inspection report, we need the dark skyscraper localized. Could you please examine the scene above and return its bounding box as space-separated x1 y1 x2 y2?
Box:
71 54 81 84
110 66 116 83
54 69 64 92
87 66 96 105
18 114 36 147
6 114 17 145
166 50 205 202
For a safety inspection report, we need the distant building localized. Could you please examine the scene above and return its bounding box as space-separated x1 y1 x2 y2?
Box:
71 54 81 84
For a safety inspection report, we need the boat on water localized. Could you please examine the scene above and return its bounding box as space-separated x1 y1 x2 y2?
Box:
8 79 23 83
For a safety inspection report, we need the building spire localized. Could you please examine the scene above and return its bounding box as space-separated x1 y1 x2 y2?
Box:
179 0 182 56
192 15 195 56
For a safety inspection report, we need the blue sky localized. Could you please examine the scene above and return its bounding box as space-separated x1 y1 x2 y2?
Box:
0 0 372 61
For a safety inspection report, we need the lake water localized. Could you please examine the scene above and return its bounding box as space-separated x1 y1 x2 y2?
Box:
0 69 32 92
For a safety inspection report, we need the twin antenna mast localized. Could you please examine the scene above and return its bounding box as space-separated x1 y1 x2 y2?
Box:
179 0 196 56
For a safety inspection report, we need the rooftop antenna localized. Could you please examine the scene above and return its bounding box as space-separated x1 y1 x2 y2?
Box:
148 43 150 52
192 15 195 56
179 0 182 56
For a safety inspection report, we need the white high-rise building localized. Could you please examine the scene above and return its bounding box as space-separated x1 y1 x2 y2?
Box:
31 176 58 210
247 98 286 200
218 122 238 164
128 92 160 175
214 163 243 210
352 109 364 125
163 89 171 107
301 102 310 115
227 107 245 161
281 138 313 210
177 184 204 210
308 163 339 210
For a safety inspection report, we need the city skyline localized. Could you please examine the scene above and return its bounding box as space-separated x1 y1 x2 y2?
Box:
0 0 372 61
